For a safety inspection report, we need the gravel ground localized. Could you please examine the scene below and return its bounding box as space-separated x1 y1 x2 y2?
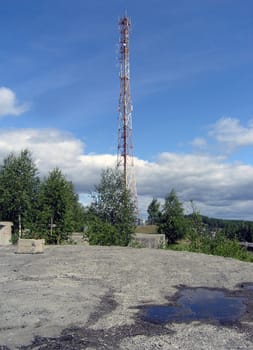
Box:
0 245 252 349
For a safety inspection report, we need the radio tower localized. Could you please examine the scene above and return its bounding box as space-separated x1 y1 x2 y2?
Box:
117 16 137 209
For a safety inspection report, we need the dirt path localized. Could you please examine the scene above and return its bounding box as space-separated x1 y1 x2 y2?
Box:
0 245 252 349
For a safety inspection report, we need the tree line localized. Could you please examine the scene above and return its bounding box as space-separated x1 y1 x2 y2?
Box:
0 150 86 244
1 149 252 261
147 192 253 243
0 150 136 245
201 216 253 242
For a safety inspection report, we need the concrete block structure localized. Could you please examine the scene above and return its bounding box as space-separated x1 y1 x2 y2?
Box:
16 239 45 254
0 222 13 246
134 233 165 249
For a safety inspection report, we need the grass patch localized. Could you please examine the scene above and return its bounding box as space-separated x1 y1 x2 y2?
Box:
168 239 190 251
135 225 158 234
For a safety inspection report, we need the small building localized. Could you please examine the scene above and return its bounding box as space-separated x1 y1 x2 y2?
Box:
0 221 13 246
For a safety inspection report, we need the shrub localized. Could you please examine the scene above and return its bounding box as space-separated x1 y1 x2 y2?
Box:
188 232 253 262
86 217 121 246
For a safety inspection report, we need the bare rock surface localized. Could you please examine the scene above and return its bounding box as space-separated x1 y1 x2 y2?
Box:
0 245 252 349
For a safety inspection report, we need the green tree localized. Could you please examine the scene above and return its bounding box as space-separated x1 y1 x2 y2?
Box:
236 223 253 242
147 198 161 225
158 189 187 244
0 150 40 234
71 201 89 232
187 200 206 250
88 168 136 246
36 168 79 244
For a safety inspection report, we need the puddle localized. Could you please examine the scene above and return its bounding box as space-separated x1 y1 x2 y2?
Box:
140 287 246 325
240 283 253 291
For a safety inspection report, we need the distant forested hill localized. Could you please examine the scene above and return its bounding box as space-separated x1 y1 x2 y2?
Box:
199 216 253 242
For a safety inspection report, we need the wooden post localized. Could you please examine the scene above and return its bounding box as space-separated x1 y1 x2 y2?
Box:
18 214 22 238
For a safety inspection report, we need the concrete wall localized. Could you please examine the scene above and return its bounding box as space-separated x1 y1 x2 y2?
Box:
16 239 45 254
134 233 165 249
0 222 13 246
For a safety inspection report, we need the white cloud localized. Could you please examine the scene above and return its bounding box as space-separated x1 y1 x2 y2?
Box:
0 87 28 117
0 128 116 191
209 117 253 148
135 152 253 202
1 128 253 220
135 152 253 220
191 137 207 148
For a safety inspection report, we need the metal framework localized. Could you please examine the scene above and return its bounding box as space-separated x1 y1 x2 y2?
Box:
117 16 137 207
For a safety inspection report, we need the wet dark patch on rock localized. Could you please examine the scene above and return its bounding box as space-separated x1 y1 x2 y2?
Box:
138 287 245 325
19 320 172 349
8 284 253 349
238 282 253 291
87 290 118 326
136 284 253 326
17 289 172 350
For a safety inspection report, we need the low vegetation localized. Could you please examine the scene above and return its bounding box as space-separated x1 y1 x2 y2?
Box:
169 234 253 262
147 192 253 262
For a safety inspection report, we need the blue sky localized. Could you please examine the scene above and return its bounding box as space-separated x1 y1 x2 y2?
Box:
1 0 253 220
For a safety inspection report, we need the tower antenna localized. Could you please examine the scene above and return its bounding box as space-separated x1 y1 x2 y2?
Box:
117 16 138 209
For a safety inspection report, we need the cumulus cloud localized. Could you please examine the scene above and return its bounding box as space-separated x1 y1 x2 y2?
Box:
0 87 28 117
135 152 253 202
209 117 253 148
0 128 116 191
0 128 253 220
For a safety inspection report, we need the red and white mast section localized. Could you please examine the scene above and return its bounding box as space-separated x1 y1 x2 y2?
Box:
117 16 137 207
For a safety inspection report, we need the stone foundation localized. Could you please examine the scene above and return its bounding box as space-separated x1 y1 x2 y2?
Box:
0 222 13 246
134 233 165 249
16 239 45 254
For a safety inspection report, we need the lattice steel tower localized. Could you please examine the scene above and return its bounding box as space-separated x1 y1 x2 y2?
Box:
117 16 137 207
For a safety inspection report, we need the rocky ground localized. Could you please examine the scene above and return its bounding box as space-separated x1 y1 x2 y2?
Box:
0 245 253 349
